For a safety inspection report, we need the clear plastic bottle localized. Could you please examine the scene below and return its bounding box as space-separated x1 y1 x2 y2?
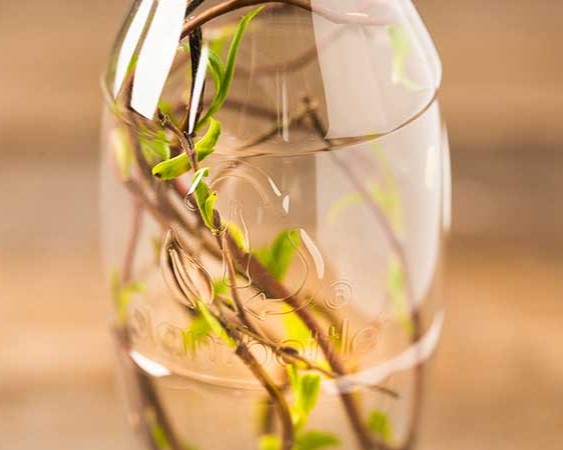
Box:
101 1 450 449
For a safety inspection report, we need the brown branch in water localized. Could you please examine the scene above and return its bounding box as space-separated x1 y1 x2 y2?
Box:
235 103 310 151
233 322 399 399
225 236 378 450
121 117 379 449
216 221 258 334
159 110 199 171
213 306 295 450
304 98 423 450
113 327 184 450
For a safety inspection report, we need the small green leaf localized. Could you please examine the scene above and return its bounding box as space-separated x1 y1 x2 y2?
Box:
388 25 425 92
152 153 191 180
296 430 340 450
151 236 163 265
185 168 218 230
254 229 301 281
158 100 177 125
287 365 322 431
184 314 212 352
189 167 210 196
283 312 311 346
372 187 403 234
141 128 171 162
111 270 146 324
112 128 133 180
151 120 221 181
212 278 230 297
225 221 248 252
203 191 218 229
367 410 393 443
297 373 322 416
327 192 363 225
388 256 413 335
196 300 236 348
288 364 301 393
207 49 225 94
195 118 222 160
197 7 263 128
259 434 281 450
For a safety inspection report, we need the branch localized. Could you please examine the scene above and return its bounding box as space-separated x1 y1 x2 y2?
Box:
226 236 380 450
214 306 295 450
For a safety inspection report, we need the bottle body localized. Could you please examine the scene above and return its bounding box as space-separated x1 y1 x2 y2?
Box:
101 1 449 449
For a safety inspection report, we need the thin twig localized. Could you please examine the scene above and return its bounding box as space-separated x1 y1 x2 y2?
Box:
234 323 399 399
122 198 144 284
159 110 199 171
226 236 381 450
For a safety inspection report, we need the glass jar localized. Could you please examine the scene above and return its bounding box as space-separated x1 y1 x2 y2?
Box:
100 1 449 449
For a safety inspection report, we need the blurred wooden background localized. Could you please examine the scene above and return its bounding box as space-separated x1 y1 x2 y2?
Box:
0 1 562 449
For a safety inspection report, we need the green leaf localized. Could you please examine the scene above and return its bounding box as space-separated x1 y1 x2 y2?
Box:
195 118 222 160
388 256 413 335
141 128 171 162
259 434 281 450
297 373 322 416
184 314 212 353
189 167 210 197
207 49 225 94
287 365 322 430
296 430 340 450
111 270 146 324
196 300 236 348
112 128 133 180
197 7 263 128
388 25 425 92
152 153 192 180
254 229 302 281
203 191 218 229
367 410 394 443
283 312 311 346
185 168 218 230
151 120 222 180
226 221 248 252
327 192 363 225
212 278 230 297
158 100 177 125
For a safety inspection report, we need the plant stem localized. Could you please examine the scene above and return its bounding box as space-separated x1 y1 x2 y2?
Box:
226 236 379 450
231 322 399 399
220 232 258 333
214 307 295 450
114 326 184 450
159 110 199 171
